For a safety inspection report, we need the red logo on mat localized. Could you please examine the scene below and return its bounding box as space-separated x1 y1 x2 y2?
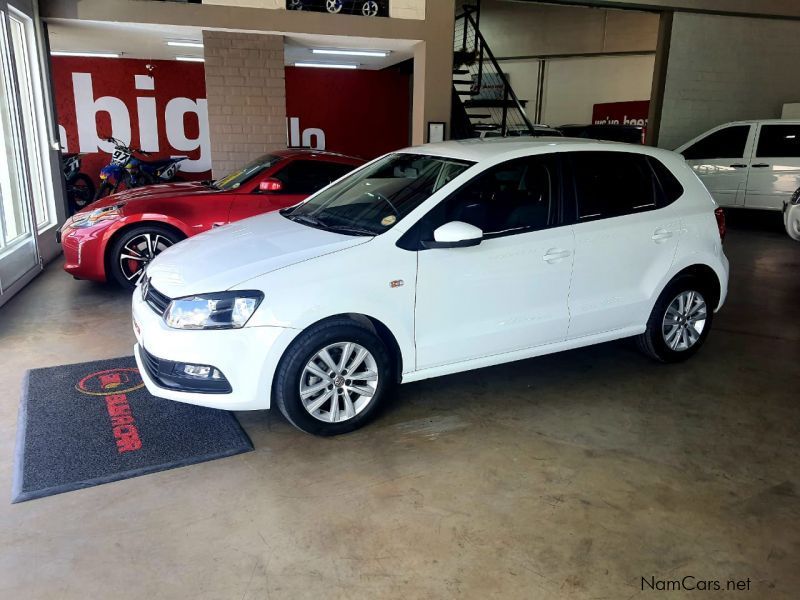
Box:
76 368 144 454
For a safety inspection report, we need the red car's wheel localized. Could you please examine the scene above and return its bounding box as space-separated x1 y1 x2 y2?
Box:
108 225 183 290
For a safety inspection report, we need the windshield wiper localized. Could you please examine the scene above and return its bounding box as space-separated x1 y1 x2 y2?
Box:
322 224 376 237
286 213 326 228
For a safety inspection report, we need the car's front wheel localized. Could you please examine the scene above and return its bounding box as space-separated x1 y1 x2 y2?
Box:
108 225 182 290
785 205 800 241
637 276 714 363
274 318 393 435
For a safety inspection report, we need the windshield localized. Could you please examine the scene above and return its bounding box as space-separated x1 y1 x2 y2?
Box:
212 154 282 191
283 153 474 235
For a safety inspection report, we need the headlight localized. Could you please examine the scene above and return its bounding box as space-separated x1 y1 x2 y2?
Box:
164 291 264 330
71 204 124 228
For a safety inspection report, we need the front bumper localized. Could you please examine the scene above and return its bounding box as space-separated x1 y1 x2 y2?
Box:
60 224 111 282
132 288 299 411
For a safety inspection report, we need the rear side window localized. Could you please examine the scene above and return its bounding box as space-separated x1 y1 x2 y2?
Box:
648 157 684 205
570 152 658 221
756 124 800 157
273 160 355 194
681 125 750 160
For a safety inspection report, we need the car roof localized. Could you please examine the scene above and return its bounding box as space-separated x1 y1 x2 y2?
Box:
273 148 364 162
398 137 677 163
714 119 800 126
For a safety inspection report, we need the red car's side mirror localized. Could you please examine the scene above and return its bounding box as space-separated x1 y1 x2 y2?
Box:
259 178 283 193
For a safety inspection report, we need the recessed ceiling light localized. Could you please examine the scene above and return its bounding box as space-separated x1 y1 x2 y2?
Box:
167 40 204 48
312 49 390 57
51 50 121 58
295 62 358 69
176 56 205 62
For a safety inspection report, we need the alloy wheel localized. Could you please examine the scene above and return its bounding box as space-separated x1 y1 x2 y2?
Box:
326 0 343 13
118 233 174 284
361 1 379 16
299 342 379 423
288 0 303 9
661 290 707 351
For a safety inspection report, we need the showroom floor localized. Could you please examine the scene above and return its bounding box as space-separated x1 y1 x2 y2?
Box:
1 216 798 599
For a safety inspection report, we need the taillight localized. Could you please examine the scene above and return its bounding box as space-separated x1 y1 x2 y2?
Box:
714 207 726 243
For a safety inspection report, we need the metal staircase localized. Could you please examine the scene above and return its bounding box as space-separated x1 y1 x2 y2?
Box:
452 3 536 139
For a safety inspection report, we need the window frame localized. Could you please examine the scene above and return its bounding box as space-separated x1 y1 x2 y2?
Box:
563 151 680 225
397 152 568 251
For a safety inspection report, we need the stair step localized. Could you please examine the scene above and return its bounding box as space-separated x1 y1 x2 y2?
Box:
463 98 528 108
473 124 501 131
452 79 474 85
467 113 492 119
452 69 470 75
457 90 480 96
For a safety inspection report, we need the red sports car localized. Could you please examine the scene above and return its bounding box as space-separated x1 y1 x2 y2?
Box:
58 149 364 288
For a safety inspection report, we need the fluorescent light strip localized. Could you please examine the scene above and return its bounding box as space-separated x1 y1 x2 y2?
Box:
176 56 205 62
51 50 121 58
295 62 358 69
312 49 390 57
167 41 204 48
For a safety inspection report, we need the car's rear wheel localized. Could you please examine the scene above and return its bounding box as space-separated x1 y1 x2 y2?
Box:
785 206 800 241
361 1 379 16
274 318 392 435
637 276 714 363
325 0 343 13
108 225 182 290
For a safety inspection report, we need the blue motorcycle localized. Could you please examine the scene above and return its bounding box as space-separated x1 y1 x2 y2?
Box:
95 137 188 200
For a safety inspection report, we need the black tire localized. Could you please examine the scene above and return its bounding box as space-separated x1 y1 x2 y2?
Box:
107 224 183 290
94 181 116 201
273 318 393 435
636 275 715 363
67 173 95 214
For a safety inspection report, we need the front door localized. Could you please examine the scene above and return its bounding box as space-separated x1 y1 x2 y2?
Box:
744 123 800 210
680 124 754 208
414 155 574 370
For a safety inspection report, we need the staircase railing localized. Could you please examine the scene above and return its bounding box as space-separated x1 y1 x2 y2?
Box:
453 4 535 137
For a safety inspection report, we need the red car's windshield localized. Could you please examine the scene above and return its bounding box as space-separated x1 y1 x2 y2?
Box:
212 154 282 191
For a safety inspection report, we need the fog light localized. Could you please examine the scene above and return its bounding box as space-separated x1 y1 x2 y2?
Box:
184 364 211 378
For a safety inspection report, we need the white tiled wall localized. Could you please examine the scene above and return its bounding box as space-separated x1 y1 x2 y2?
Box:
658 12 800 150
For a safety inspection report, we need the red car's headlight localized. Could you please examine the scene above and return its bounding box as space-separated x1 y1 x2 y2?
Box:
71 204 124 228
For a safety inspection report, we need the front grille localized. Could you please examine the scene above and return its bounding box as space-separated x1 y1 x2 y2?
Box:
141 345 161 376
144 282 171 316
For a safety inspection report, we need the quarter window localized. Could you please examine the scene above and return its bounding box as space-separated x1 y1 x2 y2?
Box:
681 125 750 160
429 156 557 237
756 125 800 157
571 152 658 221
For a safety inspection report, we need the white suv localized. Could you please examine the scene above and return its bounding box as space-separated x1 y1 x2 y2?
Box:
676 119 800 211
132 139 729 435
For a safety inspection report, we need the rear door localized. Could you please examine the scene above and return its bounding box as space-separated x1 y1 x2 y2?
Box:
744 123 800 210
679 124 754 207
566 151 683 339
227 159 355 222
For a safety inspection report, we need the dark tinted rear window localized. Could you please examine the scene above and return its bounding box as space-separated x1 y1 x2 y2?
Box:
681 125 750 160
756 125 800 157
648 157 684 205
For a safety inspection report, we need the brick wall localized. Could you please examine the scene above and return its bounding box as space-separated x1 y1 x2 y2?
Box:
202 30 286 177
390 0 425 20
658 12 800 149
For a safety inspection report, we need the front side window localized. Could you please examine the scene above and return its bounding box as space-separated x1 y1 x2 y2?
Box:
681 125 750 160
571 152 658 221
756 125 800 157
272 160 355 195
284 153 474 235
212 154 282 191
425 155 557 238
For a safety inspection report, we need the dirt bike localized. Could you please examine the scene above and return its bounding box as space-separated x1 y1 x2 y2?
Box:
94 137 187 200
61 152 95 214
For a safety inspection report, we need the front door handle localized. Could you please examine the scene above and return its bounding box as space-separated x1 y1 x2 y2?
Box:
729 164 748 168
752 163 770 168
542 248 571 263
652 228 674 243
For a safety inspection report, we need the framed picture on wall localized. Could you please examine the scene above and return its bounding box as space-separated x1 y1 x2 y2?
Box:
428 122 445 143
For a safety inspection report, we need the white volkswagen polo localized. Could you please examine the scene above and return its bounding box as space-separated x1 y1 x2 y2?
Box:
132 139 729 435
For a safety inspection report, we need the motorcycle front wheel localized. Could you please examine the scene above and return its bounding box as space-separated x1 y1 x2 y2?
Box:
67 173 95 214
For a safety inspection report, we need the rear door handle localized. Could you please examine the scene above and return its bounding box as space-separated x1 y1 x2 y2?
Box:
652 228 674 243
752 163 770 168
729 164 748 168
543 248 571 263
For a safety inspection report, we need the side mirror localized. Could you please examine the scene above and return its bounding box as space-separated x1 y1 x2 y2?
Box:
258 178 283 193
422 221 483 249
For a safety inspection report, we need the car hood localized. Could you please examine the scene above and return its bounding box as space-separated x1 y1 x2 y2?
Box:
78 182 217 213
145 211 372 297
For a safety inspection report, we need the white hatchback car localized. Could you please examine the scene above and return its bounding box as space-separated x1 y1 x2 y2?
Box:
133 139 729 435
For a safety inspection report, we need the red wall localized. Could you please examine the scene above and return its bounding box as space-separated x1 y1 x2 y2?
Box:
51 57 411 186
284 66 410 160
51 57 209 183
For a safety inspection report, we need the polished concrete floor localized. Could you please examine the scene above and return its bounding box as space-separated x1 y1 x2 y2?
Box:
1 214 798 599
